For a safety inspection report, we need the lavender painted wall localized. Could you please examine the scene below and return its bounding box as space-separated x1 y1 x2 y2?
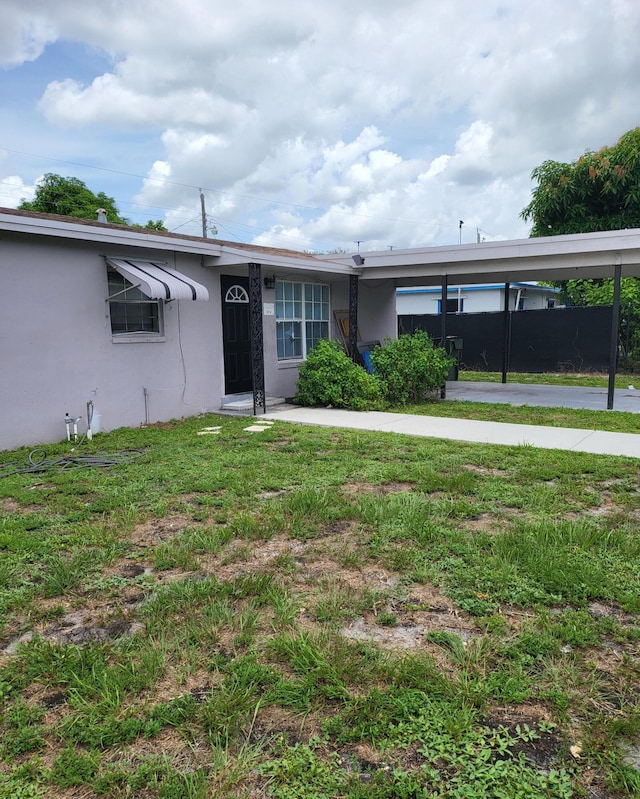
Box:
261 277 397 401
1 229 394 451
1 235 224 450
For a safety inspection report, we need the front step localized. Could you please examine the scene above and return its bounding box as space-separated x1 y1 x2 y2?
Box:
220 394 287 413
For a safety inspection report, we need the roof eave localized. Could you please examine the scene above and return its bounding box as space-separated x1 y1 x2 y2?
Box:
0 210 225 256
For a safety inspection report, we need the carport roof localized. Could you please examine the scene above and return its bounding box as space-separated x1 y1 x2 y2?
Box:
320 227 640 286
4 206 640 286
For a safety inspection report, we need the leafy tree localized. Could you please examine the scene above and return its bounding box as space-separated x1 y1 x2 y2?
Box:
521 127 640 236
142 219 168 231
18 173 167 231
521 128 640 368
19 173 128 224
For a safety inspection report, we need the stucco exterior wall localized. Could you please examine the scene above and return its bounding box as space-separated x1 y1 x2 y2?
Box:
261 278 397 401
1 230 393 450
0 235 224 450
358 281 397 343
263 276 351 400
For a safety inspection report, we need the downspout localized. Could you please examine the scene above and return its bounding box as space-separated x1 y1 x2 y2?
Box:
514 286 522 311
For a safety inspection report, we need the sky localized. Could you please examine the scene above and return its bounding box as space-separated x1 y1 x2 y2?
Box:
1 0 639 254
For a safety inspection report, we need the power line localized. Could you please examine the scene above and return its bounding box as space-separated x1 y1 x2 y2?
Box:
1 146 468 232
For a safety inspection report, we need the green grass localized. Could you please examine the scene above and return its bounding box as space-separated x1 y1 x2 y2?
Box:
395 370 640 432
404 397 640 432
460 370 640 388
1 410 640 797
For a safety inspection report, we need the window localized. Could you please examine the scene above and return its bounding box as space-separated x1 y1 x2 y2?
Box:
276 280 329 359
225 285 249 303
438 298 464 314
108 269 163 336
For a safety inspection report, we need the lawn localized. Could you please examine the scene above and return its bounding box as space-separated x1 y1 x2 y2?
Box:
460 370 640 389
400 371 640 433
403 399 640 433
1 411 639 798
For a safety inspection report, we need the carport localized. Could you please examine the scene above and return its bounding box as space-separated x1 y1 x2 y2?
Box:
322 228 640 410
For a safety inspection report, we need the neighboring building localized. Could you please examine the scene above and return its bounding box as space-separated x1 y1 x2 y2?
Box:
396 282 560 316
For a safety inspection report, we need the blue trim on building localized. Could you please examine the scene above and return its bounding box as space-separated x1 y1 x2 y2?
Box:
396 283 560 295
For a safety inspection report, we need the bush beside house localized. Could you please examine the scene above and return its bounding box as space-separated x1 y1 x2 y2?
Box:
294 339 384 411
294 332 452 410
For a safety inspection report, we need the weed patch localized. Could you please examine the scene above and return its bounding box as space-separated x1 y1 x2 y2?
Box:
1 413 639 796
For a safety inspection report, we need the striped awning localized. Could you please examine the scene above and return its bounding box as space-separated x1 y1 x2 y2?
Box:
106 258 209 301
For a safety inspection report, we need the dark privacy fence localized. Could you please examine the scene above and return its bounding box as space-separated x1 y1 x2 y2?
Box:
398 306 613 372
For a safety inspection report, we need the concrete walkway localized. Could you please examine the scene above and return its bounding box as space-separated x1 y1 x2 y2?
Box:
264 403 640 458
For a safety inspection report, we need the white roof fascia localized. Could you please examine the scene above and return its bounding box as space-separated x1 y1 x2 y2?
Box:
320 228 640 270
0 211 224 257
0 212 357 275
206 246 357 275
327 229 640 284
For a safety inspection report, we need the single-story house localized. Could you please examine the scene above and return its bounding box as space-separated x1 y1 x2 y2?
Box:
3 208 640 450
396 282 560 315
0 208 396 450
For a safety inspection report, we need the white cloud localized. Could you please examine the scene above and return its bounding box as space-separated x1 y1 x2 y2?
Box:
0 174 36 207
0 10 55 67
2 1 640 250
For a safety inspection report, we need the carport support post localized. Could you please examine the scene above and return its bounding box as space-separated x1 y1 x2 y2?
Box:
440 274 448 398
607 261 622 410
248 262 266 415
501 282 510 384
349 275 359 364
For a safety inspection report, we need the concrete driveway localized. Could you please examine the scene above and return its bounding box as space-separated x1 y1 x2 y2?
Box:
445 380 640 413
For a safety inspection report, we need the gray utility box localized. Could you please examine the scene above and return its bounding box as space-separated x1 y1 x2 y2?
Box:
445 336 463 380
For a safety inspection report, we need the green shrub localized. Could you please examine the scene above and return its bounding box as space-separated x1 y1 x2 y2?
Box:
294 339 383 411
370 331 452 405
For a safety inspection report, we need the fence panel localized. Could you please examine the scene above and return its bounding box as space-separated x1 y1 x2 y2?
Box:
398 306 613 372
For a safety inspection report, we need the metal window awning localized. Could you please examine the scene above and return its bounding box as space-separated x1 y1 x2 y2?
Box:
106 258 209 301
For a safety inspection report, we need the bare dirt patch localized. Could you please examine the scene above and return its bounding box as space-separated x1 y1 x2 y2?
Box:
341 583 481 652
130 514 203 547
463 464 508 477
251 705 326 747
484 705 563 770
341 481 417 497
0 496 45 514
461 513 503 533
206 535 306 581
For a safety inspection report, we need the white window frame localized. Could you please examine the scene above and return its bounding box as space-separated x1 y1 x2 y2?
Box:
275 280 330 361
107 268 165 342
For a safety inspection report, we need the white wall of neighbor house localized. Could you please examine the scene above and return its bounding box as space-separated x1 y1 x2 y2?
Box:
0 235 223 450
396 284 560 315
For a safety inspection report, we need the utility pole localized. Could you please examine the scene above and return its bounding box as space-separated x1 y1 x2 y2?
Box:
200 189 207 238
459 220 464 244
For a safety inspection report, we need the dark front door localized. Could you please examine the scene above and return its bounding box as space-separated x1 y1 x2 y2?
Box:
221 275 252 394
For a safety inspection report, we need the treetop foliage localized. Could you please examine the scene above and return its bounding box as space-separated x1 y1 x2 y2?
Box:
18 173 166 231
19 173 127 224
521 127 640 237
